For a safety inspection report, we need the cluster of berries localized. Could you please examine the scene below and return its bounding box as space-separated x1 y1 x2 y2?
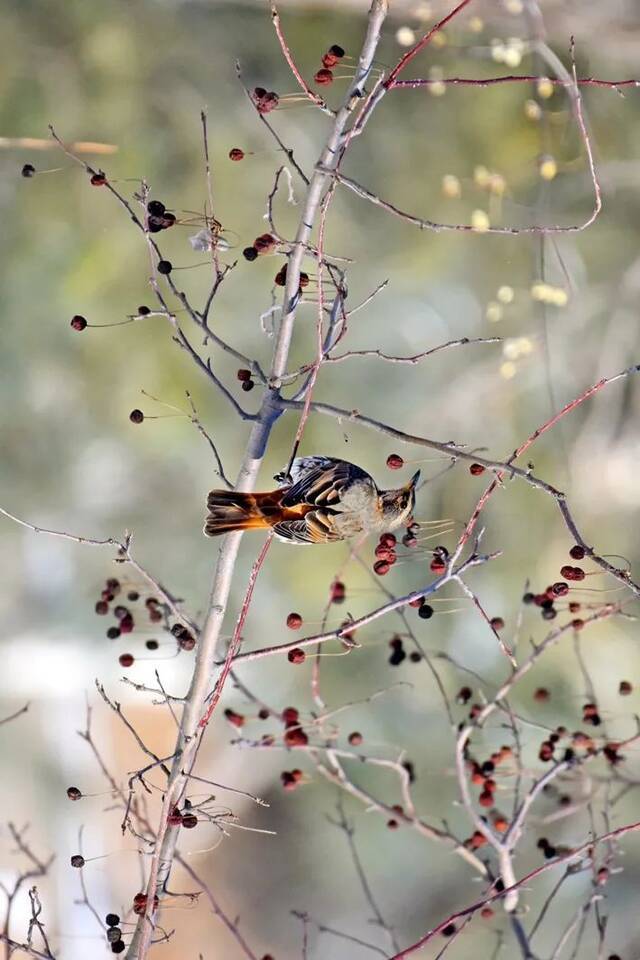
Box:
171 622 196 651
313 44 346 85
132 892 159 916
146 199 176 233
167 802 198 829
401 520 420 549
252 87 279 114
94 577 145 638
407 595 434 620
281 768 303 791
388 635 422 666
236 368 255 393
243 232 278 261
373 532 397 576
468 745 513 810
522 548 588 622
105 914 125 954
282 705 308 747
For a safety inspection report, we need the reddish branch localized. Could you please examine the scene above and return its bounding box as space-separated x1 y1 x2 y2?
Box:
388 819 640 959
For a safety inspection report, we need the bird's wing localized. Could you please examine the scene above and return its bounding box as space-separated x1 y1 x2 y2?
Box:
273 512 342 545
280 458 375 508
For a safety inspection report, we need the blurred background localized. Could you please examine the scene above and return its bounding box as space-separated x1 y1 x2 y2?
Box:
2 0 640 957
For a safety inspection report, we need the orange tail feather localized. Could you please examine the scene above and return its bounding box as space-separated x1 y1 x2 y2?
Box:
204 488 294 537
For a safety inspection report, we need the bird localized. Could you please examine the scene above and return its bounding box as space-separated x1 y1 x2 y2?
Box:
203 456 420 545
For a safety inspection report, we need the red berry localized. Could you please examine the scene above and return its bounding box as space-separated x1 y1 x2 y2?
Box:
348 731 363 746
224 708 245 728
90 172 106 186
430 558 446 573
373 560 390 576
314 68 334 85
490 616 505 631
284 727 308 747
330 580 345 603
619 680 633 695
386 453 404 470
254 233 277 254
569 545 586 560
229 147 245 161
282 707 299 726
67 786 82 800
118 653 134 668
469 463 485 475
237 368 252 381
534 687 550 702
287 648 306 664
95 600 109 615
70 314 87 331
286 612 303 630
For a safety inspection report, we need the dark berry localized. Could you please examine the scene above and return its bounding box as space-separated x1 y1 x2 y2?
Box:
329 44 345 57
105 914 120 927
418 603 433 619
145 640 159 651
243 247 258 262
147 200 165 216
241 379 254 392
107 927 122 943
137 306 150 316
21 163 36 178
70 315 87 331
95 600 109 615
67 786 82 801
157 260 172 275
70 855 85 868
129 409 144 424
569 545 585 560
106 626 121 640
90 172 106 186
111 942 125 954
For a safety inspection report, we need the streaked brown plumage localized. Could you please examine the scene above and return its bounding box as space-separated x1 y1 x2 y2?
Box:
204 456 420 545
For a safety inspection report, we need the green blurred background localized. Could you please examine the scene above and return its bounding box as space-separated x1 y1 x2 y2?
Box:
2 0 640 957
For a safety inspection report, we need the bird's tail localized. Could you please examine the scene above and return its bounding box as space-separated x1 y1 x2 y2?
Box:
204 488 290 537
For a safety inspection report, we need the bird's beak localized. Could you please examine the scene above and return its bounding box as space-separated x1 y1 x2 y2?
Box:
406 470 421 490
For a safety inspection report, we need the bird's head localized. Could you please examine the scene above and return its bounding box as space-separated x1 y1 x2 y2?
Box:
379 470 421 528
